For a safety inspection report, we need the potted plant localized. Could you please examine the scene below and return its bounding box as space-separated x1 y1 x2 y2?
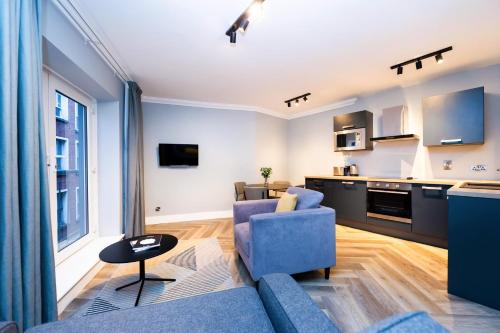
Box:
260 167 272 185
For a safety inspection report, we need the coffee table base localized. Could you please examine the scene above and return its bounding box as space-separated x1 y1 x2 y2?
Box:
115 260 175 306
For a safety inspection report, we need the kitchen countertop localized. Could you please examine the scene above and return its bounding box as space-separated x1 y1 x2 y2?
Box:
448 180 500 199
305 175 459 185
306 175 500 198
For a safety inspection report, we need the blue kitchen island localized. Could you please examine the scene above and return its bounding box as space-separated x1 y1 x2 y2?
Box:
448 181 500 311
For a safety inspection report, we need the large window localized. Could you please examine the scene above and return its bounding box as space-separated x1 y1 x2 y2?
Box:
53 90 90 252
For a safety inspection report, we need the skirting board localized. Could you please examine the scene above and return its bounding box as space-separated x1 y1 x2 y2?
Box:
146 210 233 225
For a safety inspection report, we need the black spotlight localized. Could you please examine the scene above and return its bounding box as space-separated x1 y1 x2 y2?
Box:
416 60 422 70
229 31 237 43
303 96 308 102
397 66 403 75
435 53 443 64
287 101 291 107
294 99 300 107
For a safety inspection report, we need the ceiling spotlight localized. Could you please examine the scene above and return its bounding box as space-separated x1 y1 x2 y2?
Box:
229 31 237 43
247 1 264 22
294 99 300 107
303 96 308 102
284 93 311 108
287 101 291 107
416 60 422 70
397 66 403 75
226 0 265 44
435 53 444 64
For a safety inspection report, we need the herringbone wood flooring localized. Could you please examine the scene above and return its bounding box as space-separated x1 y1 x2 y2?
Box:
62 219 500 332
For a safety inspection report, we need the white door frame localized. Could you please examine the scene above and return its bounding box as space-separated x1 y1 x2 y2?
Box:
43 68 99 265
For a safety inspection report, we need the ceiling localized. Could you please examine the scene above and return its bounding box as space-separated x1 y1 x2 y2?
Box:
75 0 500 116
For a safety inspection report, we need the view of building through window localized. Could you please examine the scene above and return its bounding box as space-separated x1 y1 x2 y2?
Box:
55 91 88 251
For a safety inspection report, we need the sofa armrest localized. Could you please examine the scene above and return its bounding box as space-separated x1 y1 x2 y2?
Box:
249 207 336 279
258 274 340 333
0 322 18 333
359 312 449 333
233 199 279 225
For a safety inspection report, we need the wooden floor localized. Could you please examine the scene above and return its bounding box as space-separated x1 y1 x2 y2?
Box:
62 219 500 332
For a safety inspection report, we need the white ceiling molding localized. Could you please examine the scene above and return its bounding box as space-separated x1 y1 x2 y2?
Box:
142 96 286 119
287 98 358 120
142 95 358 120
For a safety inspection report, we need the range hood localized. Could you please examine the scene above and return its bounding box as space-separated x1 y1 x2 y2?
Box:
370 105 419 142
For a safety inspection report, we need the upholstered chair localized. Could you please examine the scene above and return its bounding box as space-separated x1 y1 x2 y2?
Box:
233 187 336 281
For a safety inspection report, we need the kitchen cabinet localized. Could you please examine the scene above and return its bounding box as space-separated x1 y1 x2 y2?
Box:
411 184 451 240
304 178 327 206
333 110 373 132
322 180 367 224
423 86 484 146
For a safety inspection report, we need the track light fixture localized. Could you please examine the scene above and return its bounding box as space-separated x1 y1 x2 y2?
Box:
390 46 452 75
435 53 444 64
284 93 311 108
226 0 265 44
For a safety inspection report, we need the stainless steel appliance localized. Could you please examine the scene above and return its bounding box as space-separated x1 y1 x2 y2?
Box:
367 181 412 224
349 164 359 176
334 128 367 151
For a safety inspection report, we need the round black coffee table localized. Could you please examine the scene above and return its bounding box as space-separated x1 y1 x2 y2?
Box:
99 234 178 306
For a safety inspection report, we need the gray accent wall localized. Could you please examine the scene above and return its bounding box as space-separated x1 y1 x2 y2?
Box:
288 64 500 185
142 103 288 217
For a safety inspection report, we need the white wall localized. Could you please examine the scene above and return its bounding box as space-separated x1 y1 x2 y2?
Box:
142 103 288 221
288 64 500 185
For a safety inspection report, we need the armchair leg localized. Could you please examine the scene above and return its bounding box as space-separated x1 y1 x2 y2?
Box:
324 267 331 280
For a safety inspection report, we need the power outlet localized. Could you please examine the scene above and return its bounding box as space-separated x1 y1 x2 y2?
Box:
471 164 487 172
443 160 452 170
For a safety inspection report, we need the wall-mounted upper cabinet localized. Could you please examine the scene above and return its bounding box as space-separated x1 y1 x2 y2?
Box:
423 87 484 147
334 110 372 131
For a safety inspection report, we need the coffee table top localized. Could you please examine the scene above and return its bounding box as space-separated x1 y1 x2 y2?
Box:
99 234 178 264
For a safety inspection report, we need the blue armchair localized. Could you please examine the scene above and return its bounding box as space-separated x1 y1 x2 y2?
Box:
233 187 336 281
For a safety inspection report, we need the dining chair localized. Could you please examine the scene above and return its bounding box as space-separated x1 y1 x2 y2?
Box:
244 186 268 200
272 180 291 197
234 182 247 201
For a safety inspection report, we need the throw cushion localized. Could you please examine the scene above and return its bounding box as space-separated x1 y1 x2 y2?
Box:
275 192 298 212
286 187 324 210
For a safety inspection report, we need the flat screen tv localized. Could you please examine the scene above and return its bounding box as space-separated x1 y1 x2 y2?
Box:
159 144 198 166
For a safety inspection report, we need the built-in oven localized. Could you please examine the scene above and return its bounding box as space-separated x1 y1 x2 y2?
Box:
334 128 366 151
367 181 412 224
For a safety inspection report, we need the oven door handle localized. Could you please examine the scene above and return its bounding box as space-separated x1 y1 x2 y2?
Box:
368 189 410 195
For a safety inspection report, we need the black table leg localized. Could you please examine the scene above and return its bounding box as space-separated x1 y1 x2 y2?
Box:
114 259 176 306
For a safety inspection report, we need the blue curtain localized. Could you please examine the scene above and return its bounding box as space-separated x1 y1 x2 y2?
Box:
0 0 58 331
122 81 145 238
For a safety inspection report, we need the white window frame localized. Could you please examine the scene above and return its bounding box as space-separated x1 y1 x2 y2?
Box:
55 136 69 171
75 106 79 131
75 187 79 221
75 140 79 171
55 92 69 121
44 69 99 266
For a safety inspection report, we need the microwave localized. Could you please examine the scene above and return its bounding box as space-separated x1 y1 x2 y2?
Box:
334 128 367 151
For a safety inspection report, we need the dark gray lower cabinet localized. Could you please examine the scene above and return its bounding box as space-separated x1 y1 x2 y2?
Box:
411 184 451 241
322 180 367 224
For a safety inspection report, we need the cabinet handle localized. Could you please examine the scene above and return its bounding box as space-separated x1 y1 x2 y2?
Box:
440 138 462 145
342 125 355 129
422 186 443 191
368 189 409 195
342 181 354 185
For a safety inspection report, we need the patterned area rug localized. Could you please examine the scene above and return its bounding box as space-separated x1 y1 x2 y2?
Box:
76 238 235 317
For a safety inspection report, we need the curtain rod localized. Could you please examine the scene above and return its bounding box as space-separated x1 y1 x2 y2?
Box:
54 0 131 83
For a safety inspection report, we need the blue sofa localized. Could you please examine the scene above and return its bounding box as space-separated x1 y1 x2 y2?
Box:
0 274 448 333
233 187 336 281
